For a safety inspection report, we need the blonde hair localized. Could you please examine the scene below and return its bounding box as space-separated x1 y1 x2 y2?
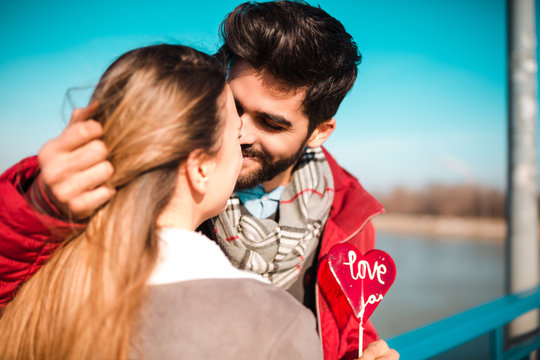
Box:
0 45 226 359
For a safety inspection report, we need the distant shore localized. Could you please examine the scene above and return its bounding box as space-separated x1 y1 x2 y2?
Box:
371 213 540 242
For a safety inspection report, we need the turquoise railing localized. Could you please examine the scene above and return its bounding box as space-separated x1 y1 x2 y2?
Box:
386 284 540 359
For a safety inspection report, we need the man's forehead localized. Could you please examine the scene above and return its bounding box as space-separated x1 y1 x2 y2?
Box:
228 60 306 99
228 59 255 81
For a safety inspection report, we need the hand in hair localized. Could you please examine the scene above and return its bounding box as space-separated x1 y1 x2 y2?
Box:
38 101 115 220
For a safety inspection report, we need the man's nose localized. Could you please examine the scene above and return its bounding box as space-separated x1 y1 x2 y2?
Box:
239 114 256 146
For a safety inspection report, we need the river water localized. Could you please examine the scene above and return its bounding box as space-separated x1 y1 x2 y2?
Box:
370 232 504 358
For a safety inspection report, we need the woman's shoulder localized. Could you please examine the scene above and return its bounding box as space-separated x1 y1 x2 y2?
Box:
134 278 322 359
148 277 309 315
142 278 315 329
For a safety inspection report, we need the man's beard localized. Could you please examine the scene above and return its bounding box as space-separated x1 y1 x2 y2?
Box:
235 143 307 190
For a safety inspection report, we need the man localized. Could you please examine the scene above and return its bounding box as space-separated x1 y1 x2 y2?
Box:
0 2 398 359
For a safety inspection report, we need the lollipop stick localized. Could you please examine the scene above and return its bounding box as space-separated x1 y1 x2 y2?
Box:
358 322 363 358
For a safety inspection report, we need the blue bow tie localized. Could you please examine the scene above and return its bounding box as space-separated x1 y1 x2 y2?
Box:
236 185 285 218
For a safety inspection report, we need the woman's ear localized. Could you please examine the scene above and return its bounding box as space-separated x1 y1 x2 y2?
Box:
185 149 216 196
306 118 336 148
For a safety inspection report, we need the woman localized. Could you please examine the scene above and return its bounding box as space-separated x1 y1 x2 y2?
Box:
0 45 322 359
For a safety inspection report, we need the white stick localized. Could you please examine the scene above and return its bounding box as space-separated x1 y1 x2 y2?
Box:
358 322 363 358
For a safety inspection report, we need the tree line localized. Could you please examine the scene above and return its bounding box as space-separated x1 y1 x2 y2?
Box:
375 184 508 218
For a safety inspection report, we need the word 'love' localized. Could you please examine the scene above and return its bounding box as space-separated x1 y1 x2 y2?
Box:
343 250 387 285
328 243 396 322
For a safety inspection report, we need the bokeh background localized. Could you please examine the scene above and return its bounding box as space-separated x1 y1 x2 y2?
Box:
0 0 514 192
1 1 537 356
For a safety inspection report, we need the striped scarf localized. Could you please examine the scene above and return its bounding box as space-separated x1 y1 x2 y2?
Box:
215 147 334 289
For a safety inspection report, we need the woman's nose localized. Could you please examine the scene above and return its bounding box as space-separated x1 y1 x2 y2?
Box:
239 115 256 146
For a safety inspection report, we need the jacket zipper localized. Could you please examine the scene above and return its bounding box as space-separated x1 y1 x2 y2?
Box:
315 283 323 348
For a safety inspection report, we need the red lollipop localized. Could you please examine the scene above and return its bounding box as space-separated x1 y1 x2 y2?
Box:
328 243 396 357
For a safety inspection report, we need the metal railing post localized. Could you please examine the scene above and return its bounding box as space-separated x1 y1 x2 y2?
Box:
506 0 540 340
490 327 504 359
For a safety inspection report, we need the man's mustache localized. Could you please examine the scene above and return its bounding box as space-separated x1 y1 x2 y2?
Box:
241 145 274 165
241 146 265 159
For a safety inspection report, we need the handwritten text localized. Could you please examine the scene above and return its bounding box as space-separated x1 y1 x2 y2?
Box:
343 250 387 285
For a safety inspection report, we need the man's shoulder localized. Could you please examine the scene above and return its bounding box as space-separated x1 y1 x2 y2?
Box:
321 147 380 205
320 148 383 246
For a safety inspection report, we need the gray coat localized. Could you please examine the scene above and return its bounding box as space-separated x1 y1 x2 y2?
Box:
132 278 323 359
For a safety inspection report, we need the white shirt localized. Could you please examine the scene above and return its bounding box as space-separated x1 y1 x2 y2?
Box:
148 227 268 286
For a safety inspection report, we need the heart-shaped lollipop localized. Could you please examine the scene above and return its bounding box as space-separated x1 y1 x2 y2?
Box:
328 243 396 325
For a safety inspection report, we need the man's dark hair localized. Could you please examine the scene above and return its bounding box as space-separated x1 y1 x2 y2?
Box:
216 0 362 133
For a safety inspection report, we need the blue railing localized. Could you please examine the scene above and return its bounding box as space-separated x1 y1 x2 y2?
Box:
386 285 540 359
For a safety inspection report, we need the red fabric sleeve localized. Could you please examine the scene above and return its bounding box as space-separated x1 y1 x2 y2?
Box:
25 173 67 219
0 156 82 307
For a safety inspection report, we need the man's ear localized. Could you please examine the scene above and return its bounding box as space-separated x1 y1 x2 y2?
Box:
185 149 216 196
306 118 336 148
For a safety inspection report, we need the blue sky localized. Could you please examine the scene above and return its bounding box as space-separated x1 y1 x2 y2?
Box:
0 0 522 193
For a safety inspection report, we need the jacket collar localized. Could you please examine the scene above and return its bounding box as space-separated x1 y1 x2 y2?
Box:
321 147 384 240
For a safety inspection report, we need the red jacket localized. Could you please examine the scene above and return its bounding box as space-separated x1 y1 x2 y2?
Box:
0 157 80 307
0 151 384 360
317 148 384 360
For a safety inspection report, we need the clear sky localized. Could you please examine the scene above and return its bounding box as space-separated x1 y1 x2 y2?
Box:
0 0 527 193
